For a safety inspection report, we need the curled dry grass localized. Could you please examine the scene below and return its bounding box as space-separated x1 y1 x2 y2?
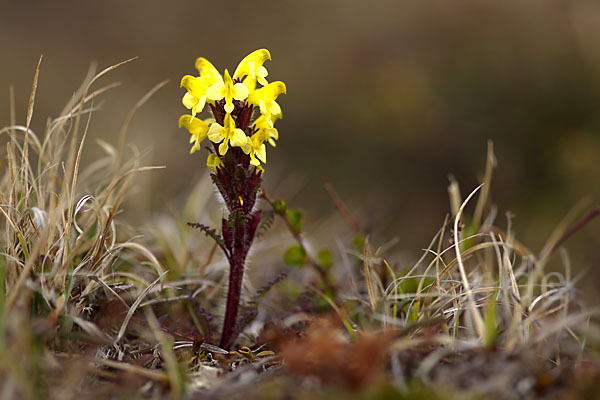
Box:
0 62 599 399
0 59 172 399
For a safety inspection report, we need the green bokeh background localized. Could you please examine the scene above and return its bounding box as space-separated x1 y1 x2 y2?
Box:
1 1 598 273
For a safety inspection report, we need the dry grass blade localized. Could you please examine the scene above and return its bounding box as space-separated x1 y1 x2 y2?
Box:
362 236 380 311
447 175 462 219
472 140 496 227
25 55 43 129
64 101 94 264
9 85 16 126
117 79 170 161
95 358 168 382
0 57 179 399
145 307 185 397
63 57 138 261
21 55 43 211
453 184 486 339
110 241 166 277
70 315 113 343
115 272 166 344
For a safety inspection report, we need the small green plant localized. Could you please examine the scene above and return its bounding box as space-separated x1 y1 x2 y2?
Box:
178 49 286 349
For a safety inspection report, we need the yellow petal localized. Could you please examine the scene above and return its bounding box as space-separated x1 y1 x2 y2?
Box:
223 113 236 133
257 143 267 163
267 127 279 141
207 123 224 143
206 153 223 172
190 138 202 154
252 130 268 143
218 141 229 155
256 66 269 86
181 75 209 98
180 75 196 89
253 114 273 130
206 83 224 101
259 99 268 116
222 70 238 112
269 101 282 118
242 75 256 94
224 69 233 84
182 92 196 110
192 95 207 115
233 82 249 101
233 49 271 80
195 57 222 84
240 139 251 154
230 128 249 148
247 81 286 106
179 115 209 138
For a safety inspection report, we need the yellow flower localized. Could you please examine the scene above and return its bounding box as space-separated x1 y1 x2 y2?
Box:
233 49 271 87
253 115 279 147
179 115 211 154
241 131 268 166
206 153 223 172
180 76 212 117
180 58 221 117
247 81 286 120
207 113 249 155
206 69 249 114
195 57 222 83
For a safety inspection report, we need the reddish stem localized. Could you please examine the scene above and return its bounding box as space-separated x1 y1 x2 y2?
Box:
220 252 244 349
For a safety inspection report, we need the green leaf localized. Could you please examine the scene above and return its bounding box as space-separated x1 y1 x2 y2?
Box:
398 275 434 295
281 280 301 300
352 233 365 251
272 198 287 215
484 290 499 349
286 209 304 233
317 249 333 268
284 245 306 266
461 218 479 251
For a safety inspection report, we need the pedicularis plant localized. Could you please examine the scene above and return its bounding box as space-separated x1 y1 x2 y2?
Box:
178 49 286 349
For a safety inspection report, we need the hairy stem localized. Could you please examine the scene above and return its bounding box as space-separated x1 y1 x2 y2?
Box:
214 156 262 349
220 249 244 349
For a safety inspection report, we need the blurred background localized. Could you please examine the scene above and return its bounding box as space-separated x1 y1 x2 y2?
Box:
1 1 598 275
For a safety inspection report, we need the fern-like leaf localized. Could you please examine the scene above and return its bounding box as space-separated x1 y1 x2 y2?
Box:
187 222 228 255
256 210 275 239
233 272 288 338
249 271 288 307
